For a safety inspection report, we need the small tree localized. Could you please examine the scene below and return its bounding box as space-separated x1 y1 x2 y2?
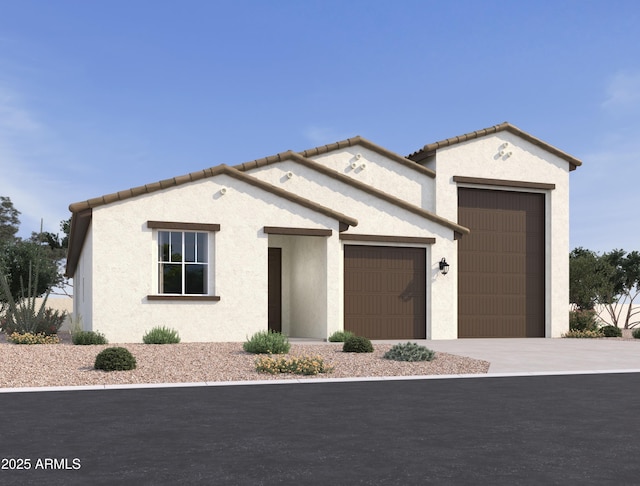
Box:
570 248 640 328
0 197 20 244
600 249 640 329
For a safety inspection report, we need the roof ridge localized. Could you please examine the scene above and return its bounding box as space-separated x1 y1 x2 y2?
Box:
234 150 468 236
407 122 582 170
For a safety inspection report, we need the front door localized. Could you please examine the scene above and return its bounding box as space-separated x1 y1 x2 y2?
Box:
268 248 282 332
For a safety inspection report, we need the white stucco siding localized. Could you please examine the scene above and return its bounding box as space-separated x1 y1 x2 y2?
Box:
247 161 459 340
308 145 435 210
431 132 571 337
246 161 449 240
88 174 342 342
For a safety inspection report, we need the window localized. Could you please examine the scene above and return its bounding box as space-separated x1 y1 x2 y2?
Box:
158 231 208 294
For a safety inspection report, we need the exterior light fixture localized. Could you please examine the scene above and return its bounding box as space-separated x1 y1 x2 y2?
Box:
439 258 450 275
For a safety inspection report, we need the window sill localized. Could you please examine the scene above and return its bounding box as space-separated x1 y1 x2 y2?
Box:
147 295 221 301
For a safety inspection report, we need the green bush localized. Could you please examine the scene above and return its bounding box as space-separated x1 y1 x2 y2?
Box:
562 329 604 338
383 342 435 362
72 330 108 345
6 332 60 344
569 310 599 332
142 326 181 344
243 330 290 354
255 355 334 375
94 347 137 371
343 335 373 353
328 330 355 342
632 328 640 339
601 325 622 338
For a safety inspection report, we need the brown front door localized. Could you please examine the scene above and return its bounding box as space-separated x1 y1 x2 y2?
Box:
268 248 282 333
344 245 426 339
458 188 545 338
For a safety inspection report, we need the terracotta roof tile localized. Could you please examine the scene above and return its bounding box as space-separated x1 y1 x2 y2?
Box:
407 122 582 170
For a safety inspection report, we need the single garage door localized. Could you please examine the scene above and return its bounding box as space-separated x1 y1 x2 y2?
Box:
344 245 426 339
458 188 545 338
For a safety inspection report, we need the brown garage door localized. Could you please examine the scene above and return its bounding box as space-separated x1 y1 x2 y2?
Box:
458 188 545 338
344 245 426 339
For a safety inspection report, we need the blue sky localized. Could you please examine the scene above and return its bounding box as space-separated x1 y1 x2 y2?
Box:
0 0 638 253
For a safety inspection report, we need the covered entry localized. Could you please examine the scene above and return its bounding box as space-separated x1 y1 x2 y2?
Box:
344 245 426 339
458 188 545 338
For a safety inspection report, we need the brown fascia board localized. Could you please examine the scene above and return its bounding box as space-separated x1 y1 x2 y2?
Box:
407 122 583 171
65 165 358 277
298 135 436 179
234 151 470 237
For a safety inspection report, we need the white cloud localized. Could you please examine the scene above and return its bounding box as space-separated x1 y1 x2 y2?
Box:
0 84 72 237
302 126 347 147
602 71 640 113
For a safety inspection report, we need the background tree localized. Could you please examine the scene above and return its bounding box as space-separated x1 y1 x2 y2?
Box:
600 249 640 329
570 248 615 310
0 196 21 243
0 199 70 309
570 247 640 328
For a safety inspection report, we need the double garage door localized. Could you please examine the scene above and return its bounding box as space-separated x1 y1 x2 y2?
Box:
344 245 426 339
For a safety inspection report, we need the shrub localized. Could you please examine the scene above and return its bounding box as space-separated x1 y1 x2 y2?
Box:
7 332 60 344
72 330 108 345
94 347 137 371
569 310 599 332
255 355 334 375
633 328 640 339
383 342 435 362
328 330 355 342
600 325 622 338
243 330 290 354
343 335 373 353
142 326 181 344
562 329 603 338
0 262 66 336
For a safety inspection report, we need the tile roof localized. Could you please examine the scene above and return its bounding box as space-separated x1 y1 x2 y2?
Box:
407 122 582 170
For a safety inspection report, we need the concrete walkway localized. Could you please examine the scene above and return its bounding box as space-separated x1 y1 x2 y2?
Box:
372 338 640 374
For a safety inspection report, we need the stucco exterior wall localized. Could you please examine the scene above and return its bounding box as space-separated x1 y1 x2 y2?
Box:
247 159 459 340
87 174 342 342
421 132 571 337
309 145 435 210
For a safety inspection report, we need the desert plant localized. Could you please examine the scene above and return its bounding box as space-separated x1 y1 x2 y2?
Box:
328 330 355 342
600 325 622 338
343 335 373 353
6 332 60 344
562 329 604 338
383 342 435 362
243 330 290 354
255 355 334 375
142 326 181 344
72 330 108 345
94 347 137 371
0 262 65 336
569 310 600 332
633 328 640 339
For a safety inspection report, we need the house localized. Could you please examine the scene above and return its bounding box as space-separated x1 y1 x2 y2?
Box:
65 122 581 342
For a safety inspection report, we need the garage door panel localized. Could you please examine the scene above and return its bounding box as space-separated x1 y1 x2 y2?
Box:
344 245 426 339
458 188 545 338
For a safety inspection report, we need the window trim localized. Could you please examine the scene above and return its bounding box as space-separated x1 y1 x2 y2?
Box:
148 221 221 301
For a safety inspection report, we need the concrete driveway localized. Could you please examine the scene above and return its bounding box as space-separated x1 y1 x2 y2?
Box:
374 338 640 374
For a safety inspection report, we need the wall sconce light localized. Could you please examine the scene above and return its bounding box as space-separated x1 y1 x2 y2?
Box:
439 258 450 275
286 171 294 179
219 187 228 195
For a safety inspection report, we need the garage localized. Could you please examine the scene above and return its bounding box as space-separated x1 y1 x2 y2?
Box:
458 188 545 338
344 245 426 339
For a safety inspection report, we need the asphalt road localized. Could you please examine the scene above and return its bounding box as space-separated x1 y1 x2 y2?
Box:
1 374 640 485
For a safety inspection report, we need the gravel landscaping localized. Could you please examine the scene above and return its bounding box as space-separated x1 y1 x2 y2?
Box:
0 334 490 388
